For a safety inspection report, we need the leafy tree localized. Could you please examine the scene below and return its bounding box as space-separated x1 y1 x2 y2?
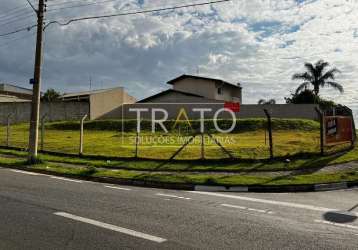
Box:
292 60 343 95
258 99 276 105
42 88 61 102
285 89 335 110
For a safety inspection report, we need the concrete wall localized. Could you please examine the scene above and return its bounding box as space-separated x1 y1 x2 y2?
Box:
0 101 319 125
0 102 89 125
99 103 319 121
239 104 319 120
172 78 242 103
89 87 136 120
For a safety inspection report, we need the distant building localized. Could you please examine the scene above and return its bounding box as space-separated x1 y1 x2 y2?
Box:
0 95 30 103
139 75 242 103
61 87 136 119
0 83 33 100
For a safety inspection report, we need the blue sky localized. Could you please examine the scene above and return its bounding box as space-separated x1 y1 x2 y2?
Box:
0 0 357 116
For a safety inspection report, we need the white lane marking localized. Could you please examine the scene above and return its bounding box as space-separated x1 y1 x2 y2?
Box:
315 220 358 231
51 176 83 183
54 212 167 243
221 204 274 214
189 191 358 216
105 185 132 191
10 170 41 176
156 193 191 200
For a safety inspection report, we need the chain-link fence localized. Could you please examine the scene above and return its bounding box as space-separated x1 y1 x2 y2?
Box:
2 109 353 161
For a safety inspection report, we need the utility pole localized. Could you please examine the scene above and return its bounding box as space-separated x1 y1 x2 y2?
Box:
28 0 46 163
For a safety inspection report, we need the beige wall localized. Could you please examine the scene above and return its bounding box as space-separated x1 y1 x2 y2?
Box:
172 78 242 103
173 78 217 99
89 87 136 119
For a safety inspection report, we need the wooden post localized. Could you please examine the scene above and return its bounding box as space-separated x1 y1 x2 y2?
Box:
79 114 88 156
40 114 47 151
263 109 273 159
6 114 12 147
315 108 324 156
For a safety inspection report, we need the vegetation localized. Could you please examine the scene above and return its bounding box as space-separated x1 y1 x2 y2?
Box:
0 152 357 186
46 118 320 132
0 119 322 160
42 88 61 102
292 60 343 95
0 146 355 173
258 99 276 105
285 89 335 110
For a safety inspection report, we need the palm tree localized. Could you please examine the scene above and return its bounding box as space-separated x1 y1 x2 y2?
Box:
258 99 276 105
292 60 343 95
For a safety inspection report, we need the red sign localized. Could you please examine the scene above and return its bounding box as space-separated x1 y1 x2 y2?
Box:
324 116 353 145
224 102 240 113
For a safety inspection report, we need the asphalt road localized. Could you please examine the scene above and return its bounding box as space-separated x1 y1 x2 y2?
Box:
0 167 358 249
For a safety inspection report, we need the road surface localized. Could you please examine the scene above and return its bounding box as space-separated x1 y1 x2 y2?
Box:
0 166 357 249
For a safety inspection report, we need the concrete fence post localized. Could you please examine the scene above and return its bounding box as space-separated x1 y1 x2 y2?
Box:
40 114 47 151
79 114 88 156
135 132 139 158
315 108 324 156
263 109 273 159
6 113 12 147
201 133 205 160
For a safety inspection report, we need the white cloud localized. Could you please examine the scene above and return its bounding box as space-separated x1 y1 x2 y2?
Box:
0 0 357 113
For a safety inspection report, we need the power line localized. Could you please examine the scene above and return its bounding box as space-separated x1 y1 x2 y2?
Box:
0 32 36 48
45 0 231 29
0 13 35 28
0 9 33 22
47 0 115 8
25 0 38 13
0 24 37 37
0 5 31 18
47 0 123 13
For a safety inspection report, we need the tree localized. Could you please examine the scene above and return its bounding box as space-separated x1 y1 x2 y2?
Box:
285 89 335 110
42 88 61 102
258 99 276 105
292 60 343 95
285 89 319 104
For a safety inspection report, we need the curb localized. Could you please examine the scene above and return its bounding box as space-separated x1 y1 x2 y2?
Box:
194 182 358 193
3 165 358 193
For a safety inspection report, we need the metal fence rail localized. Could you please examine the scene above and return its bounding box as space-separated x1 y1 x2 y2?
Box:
0 109 354 161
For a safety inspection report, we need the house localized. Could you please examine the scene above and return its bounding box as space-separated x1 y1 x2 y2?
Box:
0 83 33 100
61 87 136 119
139 75 242 103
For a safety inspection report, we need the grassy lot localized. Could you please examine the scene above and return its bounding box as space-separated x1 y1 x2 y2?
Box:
0 119 325 160
0 143 357 173
0 155 357 186
0 119 356 186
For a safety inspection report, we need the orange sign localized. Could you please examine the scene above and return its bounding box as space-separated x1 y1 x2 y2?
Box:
324 116 353 145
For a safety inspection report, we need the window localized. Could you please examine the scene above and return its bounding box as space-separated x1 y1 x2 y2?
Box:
217 87 223 95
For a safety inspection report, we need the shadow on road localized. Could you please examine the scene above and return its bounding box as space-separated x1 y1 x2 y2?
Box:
323 211 357 224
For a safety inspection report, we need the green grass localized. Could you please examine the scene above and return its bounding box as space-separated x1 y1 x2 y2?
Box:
0 145 356 174
0 119 325 160
46 118 320 132
0 155 357 186
0 118 355 186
